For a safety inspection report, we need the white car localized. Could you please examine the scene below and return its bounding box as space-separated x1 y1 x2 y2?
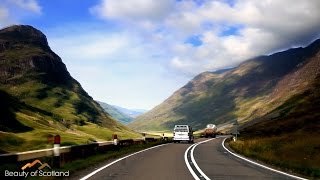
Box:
173 125 194 143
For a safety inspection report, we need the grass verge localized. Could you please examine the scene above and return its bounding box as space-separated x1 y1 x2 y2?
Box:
228 133 320 179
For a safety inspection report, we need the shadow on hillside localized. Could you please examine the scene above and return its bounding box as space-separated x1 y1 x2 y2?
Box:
241 85 320 137
164 82 238 131
164 44 320 131
0 90 33 132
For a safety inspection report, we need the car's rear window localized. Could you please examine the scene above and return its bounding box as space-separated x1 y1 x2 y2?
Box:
174 128 189 132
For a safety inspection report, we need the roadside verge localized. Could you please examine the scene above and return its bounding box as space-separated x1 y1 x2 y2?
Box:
222 137 308 180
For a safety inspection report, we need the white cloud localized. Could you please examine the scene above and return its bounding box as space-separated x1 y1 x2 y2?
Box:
90 0 174 22
43 0 320 109
164 0 320 73
0 0 42 28
199 0 320 46
88 0 320 79
0 6 10 27
9 0 42 14
46 26 187 109
0 6 9 19
50 33 128 61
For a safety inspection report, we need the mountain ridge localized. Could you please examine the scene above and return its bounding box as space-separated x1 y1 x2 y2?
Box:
130 38 320 131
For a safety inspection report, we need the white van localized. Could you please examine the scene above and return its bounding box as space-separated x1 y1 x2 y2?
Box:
173 125 194 143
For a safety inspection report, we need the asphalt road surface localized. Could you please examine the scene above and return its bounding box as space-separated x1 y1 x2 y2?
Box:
79 137 297 180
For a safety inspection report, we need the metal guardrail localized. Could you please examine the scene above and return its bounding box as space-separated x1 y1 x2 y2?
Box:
0 137 169 163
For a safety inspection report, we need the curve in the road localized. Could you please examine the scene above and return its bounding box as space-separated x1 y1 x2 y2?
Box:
221 138 308 180
185 138 214 180
79 143 169 180
78 137 308 180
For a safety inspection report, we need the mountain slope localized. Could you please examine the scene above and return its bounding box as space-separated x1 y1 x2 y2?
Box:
130 39 320 131
0 25 139 153
97 101 133 124
229 60 320 178
112 105 147 118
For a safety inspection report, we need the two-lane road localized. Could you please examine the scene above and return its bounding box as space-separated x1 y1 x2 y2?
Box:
79 137 297 180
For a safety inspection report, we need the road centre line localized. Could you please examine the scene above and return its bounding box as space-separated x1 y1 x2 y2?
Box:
184 143 200 180
185 138 215 180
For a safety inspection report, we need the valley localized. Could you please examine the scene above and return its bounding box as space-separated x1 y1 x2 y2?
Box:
0 25 140 153
0 25 319 178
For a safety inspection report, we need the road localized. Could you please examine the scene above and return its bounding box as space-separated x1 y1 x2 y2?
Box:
79 137 296 180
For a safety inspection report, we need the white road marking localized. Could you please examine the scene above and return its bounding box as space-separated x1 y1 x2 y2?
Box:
184 143 200 180
80 143 169 180
185 138 219 180
190 139 213 180
222 138 308 180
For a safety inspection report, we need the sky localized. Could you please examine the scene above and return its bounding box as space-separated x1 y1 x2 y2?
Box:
1 0 320 110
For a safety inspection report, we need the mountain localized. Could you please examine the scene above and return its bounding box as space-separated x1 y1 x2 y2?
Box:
97 101 133 124
0 25 139 153
112 105 148 118
129 39 320 132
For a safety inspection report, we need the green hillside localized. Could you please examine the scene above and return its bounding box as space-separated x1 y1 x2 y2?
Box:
97 101 133 124
130 39 320 132
0 25 139 153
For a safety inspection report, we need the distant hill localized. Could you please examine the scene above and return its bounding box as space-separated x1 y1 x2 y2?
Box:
97 101 133 124
112 105 148 118
0 25 139 153
129 39 320 132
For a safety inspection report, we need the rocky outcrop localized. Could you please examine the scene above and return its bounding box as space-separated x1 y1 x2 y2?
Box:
0 25 48 51
0 25 72 85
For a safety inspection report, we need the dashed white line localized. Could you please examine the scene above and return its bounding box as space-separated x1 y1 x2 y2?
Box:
222 138 308 180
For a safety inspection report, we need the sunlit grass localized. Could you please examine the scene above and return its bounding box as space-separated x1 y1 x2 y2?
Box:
0 78 142 153
229 133 320 178
141 131 173 138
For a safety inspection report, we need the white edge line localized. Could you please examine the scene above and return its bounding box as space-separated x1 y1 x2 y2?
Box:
184 143 200 180
190 139 213 180
80 143 169 180
222 138 308 180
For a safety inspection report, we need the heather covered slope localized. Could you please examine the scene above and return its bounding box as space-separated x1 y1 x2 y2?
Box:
229 72 320 178
0 25 139 153
130 39 320 131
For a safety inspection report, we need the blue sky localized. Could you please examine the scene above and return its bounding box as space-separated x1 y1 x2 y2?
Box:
1 0 320 109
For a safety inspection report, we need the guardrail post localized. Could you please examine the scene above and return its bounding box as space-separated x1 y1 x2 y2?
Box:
113 134 118 145
142 133 146 143
53 135 60 168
